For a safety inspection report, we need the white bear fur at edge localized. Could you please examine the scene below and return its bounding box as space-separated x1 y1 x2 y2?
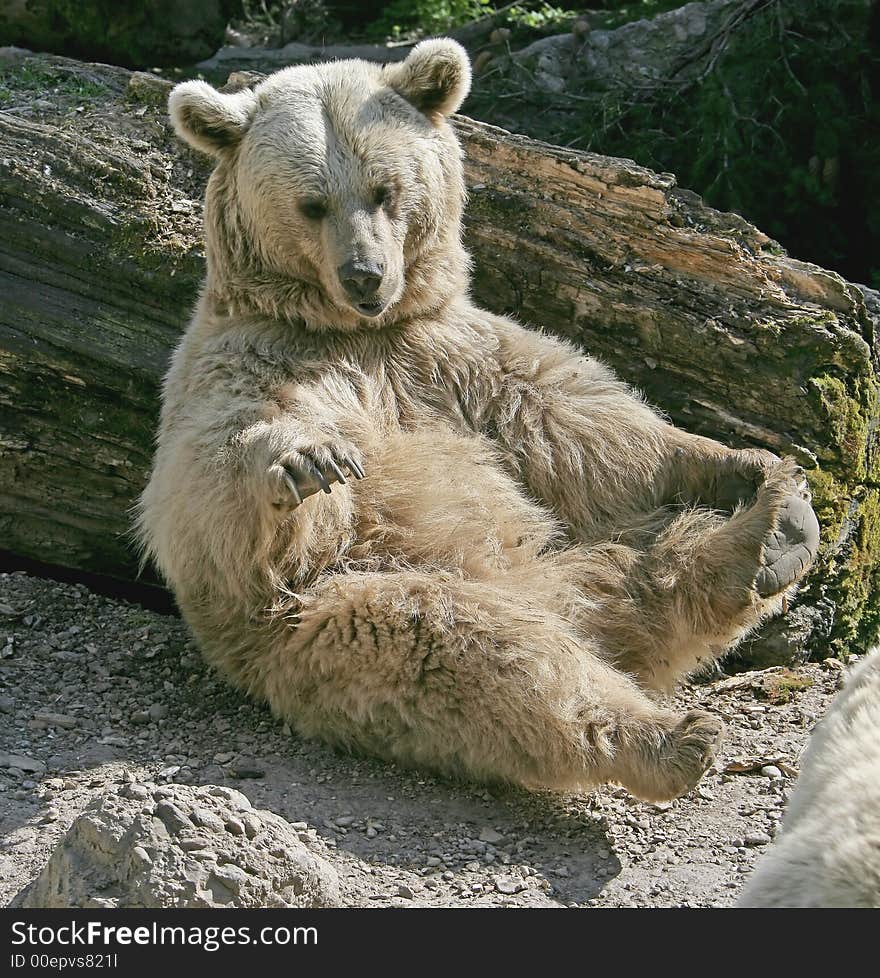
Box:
738 647 880 907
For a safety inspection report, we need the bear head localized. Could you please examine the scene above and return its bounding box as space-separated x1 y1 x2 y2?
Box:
168 39 473 331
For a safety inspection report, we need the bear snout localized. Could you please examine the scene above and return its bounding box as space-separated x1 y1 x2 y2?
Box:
338 259 386 315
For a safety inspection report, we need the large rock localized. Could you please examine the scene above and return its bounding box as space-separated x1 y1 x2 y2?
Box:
194 2 738 97
511 0 737 95
0 1 239 68
14 782 342 908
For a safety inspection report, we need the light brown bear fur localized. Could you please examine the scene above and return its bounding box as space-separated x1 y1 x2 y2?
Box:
137 40 815 802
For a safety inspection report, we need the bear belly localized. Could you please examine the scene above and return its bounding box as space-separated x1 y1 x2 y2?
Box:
347 425 561 579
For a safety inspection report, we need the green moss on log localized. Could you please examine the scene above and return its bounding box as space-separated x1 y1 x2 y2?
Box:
805 356 880 654
809 373 878 481
0 61 110 106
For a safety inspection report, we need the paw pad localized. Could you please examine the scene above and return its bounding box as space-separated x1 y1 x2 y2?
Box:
755 494 820 598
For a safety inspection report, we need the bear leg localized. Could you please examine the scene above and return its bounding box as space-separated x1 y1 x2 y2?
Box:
256 568 722 801
661 431 779 512
660 436 821 592
592 458 819 691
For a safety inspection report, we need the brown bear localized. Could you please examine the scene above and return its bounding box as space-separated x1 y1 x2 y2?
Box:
137 39 820 802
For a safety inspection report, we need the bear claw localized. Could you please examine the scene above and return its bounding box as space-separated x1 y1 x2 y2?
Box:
272 447 365 509
755 493 820 598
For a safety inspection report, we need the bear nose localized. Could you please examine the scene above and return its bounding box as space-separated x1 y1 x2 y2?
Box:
339 259 384 301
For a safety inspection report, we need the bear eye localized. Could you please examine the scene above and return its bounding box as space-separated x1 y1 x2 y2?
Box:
299 198 328 221
372 185 395 210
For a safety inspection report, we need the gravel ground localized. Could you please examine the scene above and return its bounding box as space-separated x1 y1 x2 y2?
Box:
0 570 849 908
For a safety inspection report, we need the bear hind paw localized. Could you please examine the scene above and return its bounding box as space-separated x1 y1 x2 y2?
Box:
754 492 820 598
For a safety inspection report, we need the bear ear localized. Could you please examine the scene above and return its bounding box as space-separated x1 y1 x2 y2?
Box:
168 80 258 156
386 38 472 120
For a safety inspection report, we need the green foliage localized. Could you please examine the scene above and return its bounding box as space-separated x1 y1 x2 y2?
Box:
502 4 575 30
469 0 880 287
591 0 693 28
572 0 880 286
370 0 492 39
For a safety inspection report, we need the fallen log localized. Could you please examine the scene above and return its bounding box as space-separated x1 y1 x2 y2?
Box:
1 50 877 665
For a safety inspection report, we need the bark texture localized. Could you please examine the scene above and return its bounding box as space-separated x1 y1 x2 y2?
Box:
1 51 877 663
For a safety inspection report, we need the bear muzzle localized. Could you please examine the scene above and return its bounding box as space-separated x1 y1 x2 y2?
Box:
338 259 388 317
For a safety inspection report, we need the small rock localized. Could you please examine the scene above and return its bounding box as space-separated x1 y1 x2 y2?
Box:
206 786 252 810
190 806 225 833
745 831 772 847
761 765 783 779
154 800 192 835
229 761 265 779
224 817 245 836
479 827 504 844
211 864 248 894
179 838 212 852
34 711 79 730
241 813 262 839
397 884 414 900
0 753 45 775
119 784 150 802
127 72 173 106
493 875 525 895
822 658 846 672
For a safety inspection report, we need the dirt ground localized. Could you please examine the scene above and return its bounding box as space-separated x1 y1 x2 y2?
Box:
0 570 850 908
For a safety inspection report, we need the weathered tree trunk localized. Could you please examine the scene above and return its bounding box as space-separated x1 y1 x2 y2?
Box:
1 51 877 665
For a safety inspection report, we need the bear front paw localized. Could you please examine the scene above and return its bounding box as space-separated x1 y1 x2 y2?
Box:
267 443 365 509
